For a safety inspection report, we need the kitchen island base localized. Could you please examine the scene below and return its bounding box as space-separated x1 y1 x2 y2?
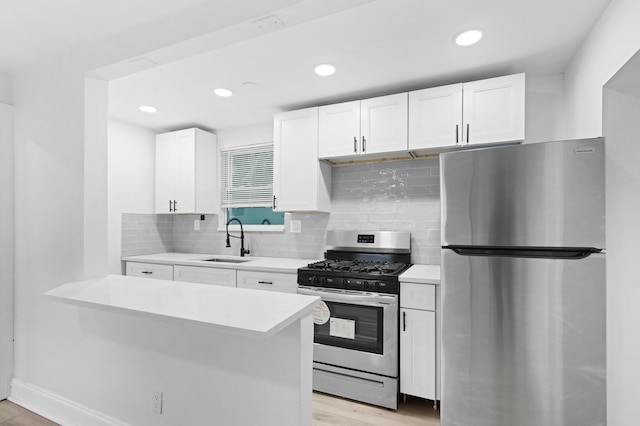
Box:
36 275 317 426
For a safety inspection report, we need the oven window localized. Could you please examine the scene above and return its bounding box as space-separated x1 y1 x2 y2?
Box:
314 301 383 354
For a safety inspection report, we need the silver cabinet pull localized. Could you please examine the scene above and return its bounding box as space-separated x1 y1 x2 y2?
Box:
362 136 366 152
466 123 470 143
141 271 153 275
456 125 459 144
354 136 358 153
258 281 273 285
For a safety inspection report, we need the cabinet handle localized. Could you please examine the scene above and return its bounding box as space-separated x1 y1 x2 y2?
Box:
258 281 273 285
466 124 470 143
354 137 357 153
174 200 177 212
169 200 173 212
456 125 459 144
362 136 366 153
403 311 406 331
141 271 153 275
273 195 277 210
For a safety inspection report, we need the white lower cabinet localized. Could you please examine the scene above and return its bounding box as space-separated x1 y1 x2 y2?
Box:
236 270 297 293
125 262 174 281
400 282 438 401
174 265 236 287
125 261 297 293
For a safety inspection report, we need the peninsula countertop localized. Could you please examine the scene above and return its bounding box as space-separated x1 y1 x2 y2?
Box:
44 274 319 339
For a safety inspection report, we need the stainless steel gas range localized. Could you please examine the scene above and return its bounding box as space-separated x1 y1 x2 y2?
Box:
297 230 411 410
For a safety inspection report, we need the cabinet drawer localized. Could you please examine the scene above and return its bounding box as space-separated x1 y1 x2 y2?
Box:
174 265 236 287
236 270 297 294
126 262 173 281
400 282 436 310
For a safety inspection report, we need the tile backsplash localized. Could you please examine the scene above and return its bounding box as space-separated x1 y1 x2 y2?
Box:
121 157 441 264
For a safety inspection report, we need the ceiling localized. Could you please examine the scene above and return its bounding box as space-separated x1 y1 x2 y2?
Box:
3 0 612 133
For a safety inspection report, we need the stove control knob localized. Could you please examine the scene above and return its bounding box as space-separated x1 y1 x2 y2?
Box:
340 278 348 288
362 280 369 290
372 282 381 291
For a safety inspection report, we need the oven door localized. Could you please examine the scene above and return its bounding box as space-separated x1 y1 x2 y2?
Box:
298 286 398 377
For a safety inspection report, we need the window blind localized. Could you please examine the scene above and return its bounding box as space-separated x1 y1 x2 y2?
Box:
220 143 274 207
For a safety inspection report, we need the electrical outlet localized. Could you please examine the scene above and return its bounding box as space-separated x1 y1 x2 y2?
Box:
152 391 163 414
290 219 302 233
194 219 200 231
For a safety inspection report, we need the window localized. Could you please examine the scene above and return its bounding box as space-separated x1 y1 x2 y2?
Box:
220 143 284 228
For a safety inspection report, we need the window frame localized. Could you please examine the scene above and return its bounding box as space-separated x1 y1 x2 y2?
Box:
217 142 284 232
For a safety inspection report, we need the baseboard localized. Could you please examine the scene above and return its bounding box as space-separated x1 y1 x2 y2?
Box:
10 379 130 426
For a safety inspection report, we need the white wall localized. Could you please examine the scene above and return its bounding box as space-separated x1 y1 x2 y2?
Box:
564 0 640 139
562 1 640 425
524 74 569 142
108 119 156 274
0 103 14 399
216 122 273 150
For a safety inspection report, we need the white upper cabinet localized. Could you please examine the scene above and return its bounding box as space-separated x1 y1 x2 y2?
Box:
408 83 463 149
409 73 525 150
273 107 331 212
319 93 408 159
155 128 217 214
462 73 525 145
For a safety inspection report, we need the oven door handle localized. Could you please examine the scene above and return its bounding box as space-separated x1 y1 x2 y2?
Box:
297 287 397 305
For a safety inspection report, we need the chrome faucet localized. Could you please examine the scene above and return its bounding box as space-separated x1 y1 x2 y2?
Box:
225 217 250 257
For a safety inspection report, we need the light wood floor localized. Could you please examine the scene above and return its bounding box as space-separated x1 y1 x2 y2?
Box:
0 393 440 425
313 392 440 426
0 400 57 426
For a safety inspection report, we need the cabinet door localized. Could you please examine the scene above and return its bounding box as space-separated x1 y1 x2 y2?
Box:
462 73 525 145
155 133 177 213
173 129 196 213
409 84 463 150
273 107 331 212
318 100 361 158
174 265 236 287
400 308 436 400
360 93 408 155
236 270 297 293
126 262 174 280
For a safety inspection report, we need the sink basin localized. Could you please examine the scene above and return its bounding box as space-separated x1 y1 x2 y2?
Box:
202 258 250 264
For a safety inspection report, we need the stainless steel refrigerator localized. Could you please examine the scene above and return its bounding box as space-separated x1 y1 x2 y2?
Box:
440 138 606 426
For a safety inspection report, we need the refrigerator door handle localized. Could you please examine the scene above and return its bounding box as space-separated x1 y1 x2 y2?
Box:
445 246 602 259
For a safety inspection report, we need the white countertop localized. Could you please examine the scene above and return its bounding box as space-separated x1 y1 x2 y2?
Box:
44 274 319 339
399 264 441 284
122 252 317 274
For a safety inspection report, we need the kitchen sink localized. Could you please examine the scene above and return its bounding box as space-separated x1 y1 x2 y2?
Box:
201 257 250 263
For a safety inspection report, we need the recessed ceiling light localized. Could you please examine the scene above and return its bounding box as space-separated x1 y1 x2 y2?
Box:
214 88 233 97
314 64 336 76
455 29 483 46
139 105 157 113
